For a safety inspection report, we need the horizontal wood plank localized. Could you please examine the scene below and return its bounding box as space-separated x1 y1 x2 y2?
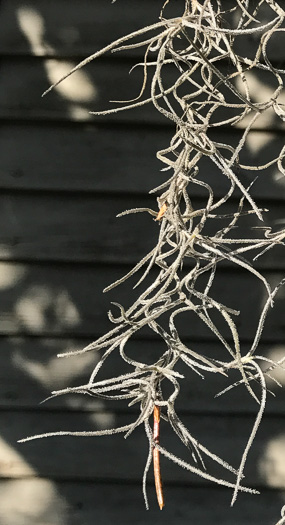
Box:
1 57 284 129
2 337 285 415
0 479 282 525
0 192 284 267
1 0 285 65
0 0 167 58
0 123 169 194
0 57 163 124
0 192 156 264
0 262 284 341
1 124 285 200
3 410 285 490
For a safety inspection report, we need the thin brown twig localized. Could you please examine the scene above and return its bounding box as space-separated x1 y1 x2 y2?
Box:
153 405 165 510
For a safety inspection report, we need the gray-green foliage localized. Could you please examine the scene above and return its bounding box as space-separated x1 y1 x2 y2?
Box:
20 0 285 514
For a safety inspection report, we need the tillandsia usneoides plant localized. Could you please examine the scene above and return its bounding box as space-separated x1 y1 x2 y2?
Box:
19 0 285 515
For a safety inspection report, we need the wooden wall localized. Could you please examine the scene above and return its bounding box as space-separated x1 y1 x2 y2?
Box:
0 1 285 523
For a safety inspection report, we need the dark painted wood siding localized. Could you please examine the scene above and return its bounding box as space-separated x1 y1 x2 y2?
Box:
0 1 285 523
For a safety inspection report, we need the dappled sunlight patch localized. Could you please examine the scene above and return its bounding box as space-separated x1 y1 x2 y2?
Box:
0 263 26 291
16 5 98 119
12 345 97 391
16 5 52 56
273 170 285 188
264 346 285 388
44 59 97 104
0 436 35 477
259 434 285 488
67 104 95 120
15 286 53 332
246 132 274 156
235 71 285 129
270 278 285 301
15 286 80 332
236 70 285 105
54 290 80 327
88 411 116 430
0 479 67 525
62 396 106 411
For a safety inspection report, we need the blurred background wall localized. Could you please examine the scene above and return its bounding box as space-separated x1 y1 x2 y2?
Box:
0 1 285 523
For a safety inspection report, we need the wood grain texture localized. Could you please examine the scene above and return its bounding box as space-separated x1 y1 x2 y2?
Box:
0 123 172 193
0 0 166 57
0 479 283 525
1 124 285 199
0 57 284 129
0 262 283 341
1 0 285 63
3 409 285 489
0 57 155 123
0 191 284 267
2 337 285 415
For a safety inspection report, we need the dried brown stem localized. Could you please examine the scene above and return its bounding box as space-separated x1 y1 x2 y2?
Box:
153 405 165 510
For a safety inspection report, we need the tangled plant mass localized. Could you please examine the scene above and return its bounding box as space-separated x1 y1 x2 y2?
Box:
20 0 285 513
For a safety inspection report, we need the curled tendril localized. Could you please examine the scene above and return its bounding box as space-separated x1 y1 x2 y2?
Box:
276 505 285 525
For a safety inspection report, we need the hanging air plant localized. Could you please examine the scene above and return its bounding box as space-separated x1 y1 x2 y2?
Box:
20 0 285 516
